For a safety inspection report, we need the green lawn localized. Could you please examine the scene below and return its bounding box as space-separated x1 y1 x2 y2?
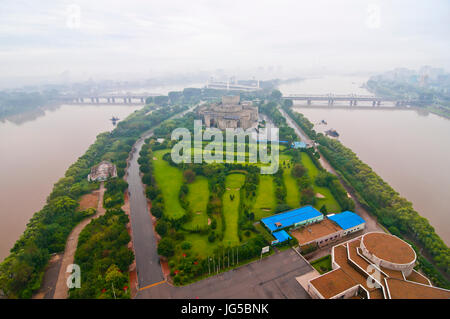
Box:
300 152 341 213
280 154 300 208
152 149 185 219
222 173 246 245
252 175 277 220
183 232 218 258
311 255 332 274
184 176 210 230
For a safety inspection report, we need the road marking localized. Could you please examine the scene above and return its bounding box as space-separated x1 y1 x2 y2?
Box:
139 280 166 291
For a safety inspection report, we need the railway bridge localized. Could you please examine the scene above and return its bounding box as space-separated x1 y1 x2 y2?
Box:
61 94 154 105
283 94 410 107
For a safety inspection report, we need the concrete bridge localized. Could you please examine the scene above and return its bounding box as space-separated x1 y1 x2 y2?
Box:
283 94 410 107
61 94 153 105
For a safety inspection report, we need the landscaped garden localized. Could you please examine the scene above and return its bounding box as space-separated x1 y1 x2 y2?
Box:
137 106 350 286
311 255 332 274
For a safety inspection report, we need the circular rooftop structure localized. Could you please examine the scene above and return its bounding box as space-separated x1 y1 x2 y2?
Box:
360 232 416 275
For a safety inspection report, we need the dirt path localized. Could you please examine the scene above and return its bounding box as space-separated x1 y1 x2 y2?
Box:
53 182 106 299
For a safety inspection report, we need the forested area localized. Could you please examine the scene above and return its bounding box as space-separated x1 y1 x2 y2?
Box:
0 102 186 298
69 209 134 299
283 102 450 288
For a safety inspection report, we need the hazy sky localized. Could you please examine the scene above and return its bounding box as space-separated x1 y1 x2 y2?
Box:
0 0 449 84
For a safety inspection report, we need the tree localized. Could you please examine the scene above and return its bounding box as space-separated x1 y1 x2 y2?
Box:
270 89 282 100
157 238 175 257
155 220 169 236
292 163 306 178
151 203 163 218
105 264 127 288
274 204 291 213
300 187 316 206
283 99 293 108
183 169 196 183
320 204 328 215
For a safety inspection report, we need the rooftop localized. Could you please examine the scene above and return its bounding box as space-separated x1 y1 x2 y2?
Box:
261 206 322 232
386 278 450 299
328 211 365 230
307 233 450 299
272 230 292 243
362 232 416 265
309 268 357 299
290 218 342 245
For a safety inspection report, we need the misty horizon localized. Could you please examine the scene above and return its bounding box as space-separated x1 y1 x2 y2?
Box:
1 0 449 88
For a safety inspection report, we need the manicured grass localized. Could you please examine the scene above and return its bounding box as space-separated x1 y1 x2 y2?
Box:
183 232 218 258
222 173 246 246
252 175 276 220
280 154 300 208
184 176 210 230
311 254 332 274
300 152 341 214
152 149 185 219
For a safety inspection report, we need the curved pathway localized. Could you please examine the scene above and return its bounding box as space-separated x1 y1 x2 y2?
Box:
53 183 106 299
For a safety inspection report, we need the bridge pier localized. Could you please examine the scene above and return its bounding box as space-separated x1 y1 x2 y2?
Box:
123 97 127 104
95 97 99 104
128 97 132 103
377 101 381 106
328 99 334 106
112 97 115 103
91 97 95 103
307 99 311 105
140 97 144 103
349 100 353 106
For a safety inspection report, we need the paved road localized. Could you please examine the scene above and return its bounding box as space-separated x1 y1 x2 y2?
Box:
136 249 313 299
126 132 165 288
126 105 198 289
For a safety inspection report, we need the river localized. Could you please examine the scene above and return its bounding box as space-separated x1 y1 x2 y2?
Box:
279 76 450 245
0 104 141 261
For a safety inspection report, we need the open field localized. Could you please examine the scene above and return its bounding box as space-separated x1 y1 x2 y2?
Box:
280 154 300 208
300 152 341 213
152 149 185 219
222 173 245 245
184 176 210 230
252 175 276 220
77 192 99 211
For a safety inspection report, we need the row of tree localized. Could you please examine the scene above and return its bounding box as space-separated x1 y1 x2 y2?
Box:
283 100 450 288
0 103 187 298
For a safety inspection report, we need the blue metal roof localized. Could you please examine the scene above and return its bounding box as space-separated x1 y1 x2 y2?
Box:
261 205 323 232
292 141 307 149
272 230 292 243
328 211 365 230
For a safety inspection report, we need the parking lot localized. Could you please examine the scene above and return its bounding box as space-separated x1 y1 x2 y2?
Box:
136 249 313 299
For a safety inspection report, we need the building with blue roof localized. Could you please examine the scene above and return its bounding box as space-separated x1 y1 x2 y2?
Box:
292 141 307 149
328 211 365 236
261 205 323 233
272 230 292 245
